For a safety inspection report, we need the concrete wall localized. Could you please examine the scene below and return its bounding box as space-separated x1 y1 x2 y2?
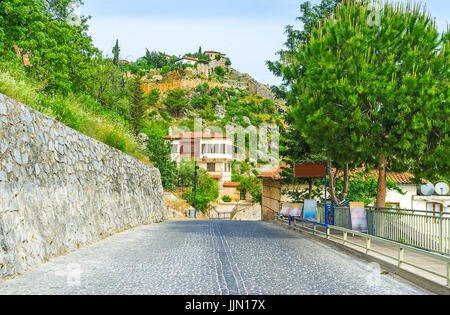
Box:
0 93 167 281
261 179 281 221
233 204 262 221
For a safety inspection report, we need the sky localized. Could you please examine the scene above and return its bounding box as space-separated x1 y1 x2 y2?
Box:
80 0 449 86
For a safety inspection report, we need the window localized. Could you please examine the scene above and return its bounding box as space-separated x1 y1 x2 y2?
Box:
427 202 443 213
386 202 400 209
207 163 216 172
171 145 179 154
240 190 247 201
224 163 231 173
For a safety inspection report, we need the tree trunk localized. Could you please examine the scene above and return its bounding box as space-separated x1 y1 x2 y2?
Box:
376 155 387 209
327 157 339 205
339 163 349 201
308 179 313 199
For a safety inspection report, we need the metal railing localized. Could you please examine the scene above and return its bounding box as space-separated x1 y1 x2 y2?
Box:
332 206 450 255
210 208 232 220
280 202 450 255
276 213 450 288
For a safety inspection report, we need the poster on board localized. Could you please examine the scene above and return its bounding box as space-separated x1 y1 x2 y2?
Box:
281 203 303 217
303 200 318 221
349 202 368 232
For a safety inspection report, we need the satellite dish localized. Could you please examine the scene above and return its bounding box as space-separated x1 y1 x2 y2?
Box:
420 183 435 196
435 182 449 196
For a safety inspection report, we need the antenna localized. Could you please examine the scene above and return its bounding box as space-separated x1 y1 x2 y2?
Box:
435 182 449 196
419 182 435 196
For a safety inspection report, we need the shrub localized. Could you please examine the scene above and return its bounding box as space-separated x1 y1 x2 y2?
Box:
182 174 219 214
222 195 232 202
238 176 262 204
104 131 127 152
214 66 226 77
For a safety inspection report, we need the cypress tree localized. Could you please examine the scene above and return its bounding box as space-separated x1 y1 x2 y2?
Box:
112 39 120 65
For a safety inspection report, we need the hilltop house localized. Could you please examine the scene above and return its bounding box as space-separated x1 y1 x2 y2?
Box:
177 56 199 66
205 51 226 60
163 129 234 185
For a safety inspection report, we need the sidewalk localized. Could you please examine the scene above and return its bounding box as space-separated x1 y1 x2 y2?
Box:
276 219 449 294
341 232 448 287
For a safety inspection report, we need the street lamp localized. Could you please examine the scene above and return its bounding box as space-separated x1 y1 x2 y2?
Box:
193 154 199 218
193 153 208 219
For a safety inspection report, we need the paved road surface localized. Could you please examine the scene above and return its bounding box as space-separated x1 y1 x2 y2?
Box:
0 220 427 295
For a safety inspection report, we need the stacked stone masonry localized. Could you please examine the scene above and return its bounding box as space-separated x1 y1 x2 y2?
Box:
0 93 167 281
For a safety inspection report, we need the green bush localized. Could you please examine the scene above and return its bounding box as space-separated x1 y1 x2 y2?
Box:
182 174 219 214
214 66 226 77
104 131 127 152
222 195 232 202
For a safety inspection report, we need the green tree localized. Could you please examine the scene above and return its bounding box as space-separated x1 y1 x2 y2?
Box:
214 66 226 77
282 0 449 207
182 174 219 214
238 176 262 204
143 50 168 69
144 127 178 191
112 39 120 65
267 0 347 204
88 56 124 109
0 0 97 94
128 75 147 135
163 89 189 117
147 88 160 106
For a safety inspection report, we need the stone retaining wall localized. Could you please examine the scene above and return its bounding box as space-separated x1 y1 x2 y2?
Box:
0 93 167 281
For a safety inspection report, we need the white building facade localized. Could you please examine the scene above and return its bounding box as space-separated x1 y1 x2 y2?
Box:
164 131 234 184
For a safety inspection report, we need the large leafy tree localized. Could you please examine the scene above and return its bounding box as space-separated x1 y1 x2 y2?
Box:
0 0 97 94
142 49 168 69
163 89 189 117
144 127 178 191
268 0 348 204
284 0 449 207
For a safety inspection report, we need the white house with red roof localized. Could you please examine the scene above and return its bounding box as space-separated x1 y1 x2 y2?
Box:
177 56 199 65
163 129 234 183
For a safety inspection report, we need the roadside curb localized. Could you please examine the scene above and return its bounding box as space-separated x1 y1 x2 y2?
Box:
272 220 450 295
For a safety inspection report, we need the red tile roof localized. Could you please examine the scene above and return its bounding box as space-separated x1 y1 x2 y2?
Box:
209 174 222 179
163 132 229 140
258 165 287 180
259 165 417 184
223 182 240 187
183 56 199 61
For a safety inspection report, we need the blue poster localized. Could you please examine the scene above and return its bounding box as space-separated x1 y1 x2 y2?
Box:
303 199 317 221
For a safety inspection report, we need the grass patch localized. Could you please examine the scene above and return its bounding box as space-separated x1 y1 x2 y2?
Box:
0 64 150 165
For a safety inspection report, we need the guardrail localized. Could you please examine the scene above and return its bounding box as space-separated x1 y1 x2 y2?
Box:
280 202 450 255
277 213 450 288
331 206 450 255
210 208 232 220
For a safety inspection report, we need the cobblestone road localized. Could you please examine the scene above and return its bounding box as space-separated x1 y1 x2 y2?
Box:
0 220 427 295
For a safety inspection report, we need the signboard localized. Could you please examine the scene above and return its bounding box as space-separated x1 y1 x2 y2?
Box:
294 163 326 178
303 199 318 221
281 203 303 217
349 202 368 232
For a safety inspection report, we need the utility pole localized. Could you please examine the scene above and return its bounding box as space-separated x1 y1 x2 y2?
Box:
193 154 199 218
